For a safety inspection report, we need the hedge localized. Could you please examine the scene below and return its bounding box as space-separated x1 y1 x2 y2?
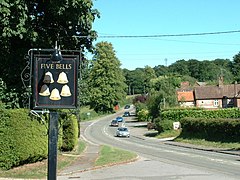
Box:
60 112 79 151
0 109 80 170
161 108 240 122
180 117 240 142
155 108 240 134
0 109 48 170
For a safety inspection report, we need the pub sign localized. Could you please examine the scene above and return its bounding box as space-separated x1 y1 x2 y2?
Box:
32 53 79 109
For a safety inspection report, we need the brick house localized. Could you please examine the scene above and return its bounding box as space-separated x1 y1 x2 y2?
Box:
177 80 240 109
177 91 195 107
194 83 240 109
177 82 195 107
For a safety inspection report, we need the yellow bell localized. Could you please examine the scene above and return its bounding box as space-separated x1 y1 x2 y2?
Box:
60 85 71 97
50 88 61 101
57 72 68 84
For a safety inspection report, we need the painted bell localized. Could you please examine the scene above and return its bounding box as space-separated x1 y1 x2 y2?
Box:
39 84 50 96
49 88 61 101
57 72 68 84
43 71 54 84
60 85 71 97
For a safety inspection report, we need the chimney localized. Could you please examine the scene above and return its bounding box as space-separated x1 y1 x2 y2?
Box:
234 81 237 97
218 76 224 86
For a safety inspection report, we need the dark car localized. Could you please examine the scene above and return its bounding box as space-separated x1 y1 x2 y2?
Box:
116 116 124 122
110 120 119 127
123 111 130 117
124 105 130 109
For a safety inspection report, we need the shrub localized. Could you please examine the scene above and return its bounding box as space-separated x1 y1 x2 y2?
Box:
137 109 149 121
134 102 147 114
0 109 48 170
155 108 240 134
154 118 173 133
160 108 240 122
180 117 240 142
60 113 79 151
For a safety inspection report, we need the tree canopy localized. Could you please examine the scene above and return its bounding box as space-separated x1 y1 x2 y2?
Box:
0 0 99 86
0 0 99 107
88 41 127 112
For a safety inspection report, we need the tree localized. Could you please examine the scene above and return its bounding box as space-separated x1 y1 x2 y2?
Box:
78 58 91 106
198 61 220 82
168 59 190 76
153 65 168 77
187 59 201 80
143 66 157 94
149 75 181 109
122 68 132 95
88 42 127 112
0 0 99 107
212 59 234 84
179 75 197 86
232 52 240 82
123 68 145 95
146 92 163 120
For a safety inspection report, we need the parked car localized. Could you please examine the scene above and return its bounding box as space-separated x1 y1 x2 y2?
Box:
116 116 124 122
123 111 130 117
110 120 119 127
116 127 130 137
124 104 130 109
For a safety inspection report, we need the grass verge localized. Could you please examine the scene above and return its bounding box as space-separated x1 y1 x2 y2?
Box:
0 142 138 179
0 140 86 179
154 129 240 150
95 145 137 167
144 129 181 139
175 137 240 149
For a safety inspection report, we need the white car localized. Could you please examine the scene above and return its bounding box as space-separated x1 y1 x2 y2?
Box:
116 127 130 138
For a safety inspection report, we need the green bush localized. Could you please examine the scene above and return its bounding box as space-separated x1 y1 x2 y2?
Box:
137 109 149 121
60 113 79 151
155 108 240 134
180 117 240 142
0 109 48 170
135 102 147 115
160 108 240 122
154 118 173 133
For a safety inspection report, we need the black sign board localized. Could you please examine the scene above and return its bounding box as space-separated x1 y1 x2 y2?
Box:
32 54 79 109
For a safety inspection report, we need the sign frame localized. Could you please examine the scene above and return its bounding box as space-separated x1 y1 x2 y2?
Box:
32 52 79 109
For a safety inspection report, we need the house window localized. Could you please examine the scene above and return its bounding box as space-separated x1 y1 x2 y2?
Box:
214 100 219 106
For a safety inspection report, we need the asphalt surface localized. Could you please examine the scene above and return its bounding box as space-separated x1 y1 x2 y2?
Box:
57 118 240 179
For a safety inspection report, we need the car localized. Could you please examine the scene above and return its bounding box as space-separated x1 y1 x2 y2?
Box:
110 120 119 127
116 127 130 137
116 116 124 122
124 105 130 109
123 111 130 117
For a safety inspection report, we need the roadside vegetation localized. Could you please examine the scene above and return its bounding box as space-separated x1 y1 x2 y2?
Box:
134 95 240 150
0 141 137 179
0 140 86 179
95 145 137 167
175 138 240 149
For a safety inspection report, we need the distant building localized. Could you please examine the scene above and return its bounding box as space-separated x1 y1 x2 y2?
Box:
177 91 195 107
176 79 240 109
194 83 240 109
176 81 195 107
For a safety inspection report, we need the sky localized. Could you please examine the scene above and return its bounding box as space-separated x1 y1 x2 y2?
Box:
89 0 240 70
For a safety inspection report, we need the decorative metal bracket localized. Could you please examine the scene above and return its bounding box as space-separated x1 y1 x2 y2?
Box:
21 54 31 89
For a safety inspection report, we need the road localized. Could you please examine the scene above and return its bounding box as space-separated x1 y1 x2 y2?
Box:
65 109 240 180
